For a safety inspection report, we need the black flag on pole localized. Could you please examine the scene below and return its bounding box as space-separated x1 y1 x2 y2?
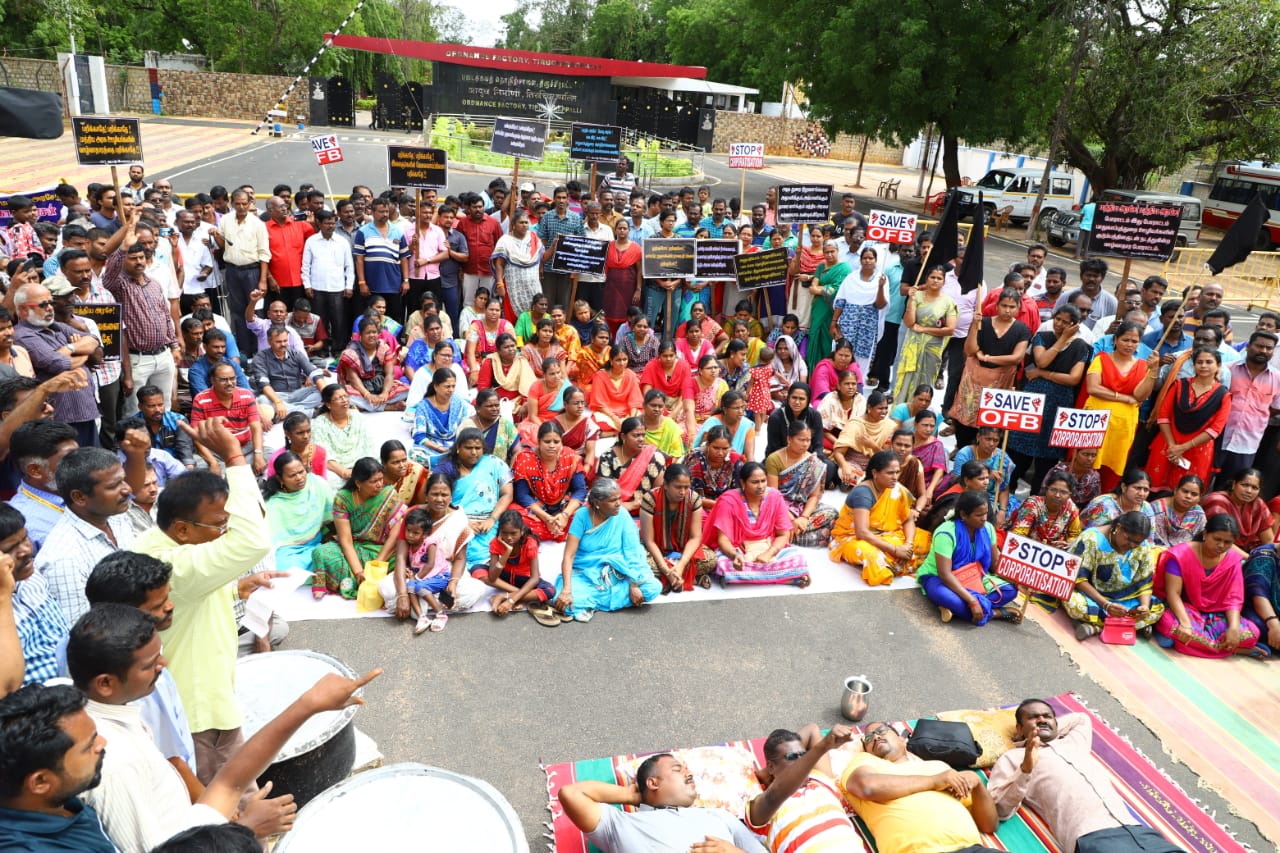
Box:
958 192 985 293
0 88 63 139
927 188 962 272
1206 193 1269 275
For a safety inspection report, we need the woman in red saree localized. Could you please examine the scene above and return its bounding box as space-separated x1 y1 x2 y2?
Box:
604 219 642 334
465 298 516 378
640 341 691 411
555 385 600 474
1201 468 1275 553
596 416 667 514
475 332 535 405
511 420 588 542
1147 346 1230 494
517 357 569 446
640 462 717 592
587 346 643 434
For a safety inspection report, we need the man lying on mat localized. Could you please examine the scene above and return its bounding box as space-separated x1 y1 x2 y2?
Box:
988 700 1185 853
559 752 771 852
747 724 864 852
842 722 1000 853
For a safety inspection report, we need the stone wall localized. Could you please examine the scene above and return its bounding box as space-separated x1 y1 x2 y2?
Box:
0 56 307 122
711 111 904 163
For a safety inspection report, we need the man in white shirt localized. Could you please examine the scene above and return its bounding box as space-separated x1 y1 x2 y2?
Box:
176 210 216 302
302 209 355 352
153 179 180 227
576 202 614 309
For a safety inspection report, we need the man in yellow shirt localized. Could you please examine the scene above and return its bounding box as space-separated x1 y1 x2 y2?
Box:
841 722 999 853
133 417 272 784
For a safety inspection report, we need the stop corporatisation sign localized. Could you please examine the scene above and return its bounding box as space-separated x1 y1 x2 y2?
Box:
312 134 344 166
977 388 1045 432
728 142 765 169
867 209 917 244
1048 408 1110 449
995 533 1079 599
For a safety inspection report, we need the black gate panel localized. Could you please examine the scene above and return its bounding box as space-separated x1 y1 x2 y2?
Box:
325 76 354 127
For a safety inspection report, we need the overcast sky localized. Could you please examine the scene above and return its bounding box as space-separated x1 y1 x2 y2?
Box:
444 0 517 47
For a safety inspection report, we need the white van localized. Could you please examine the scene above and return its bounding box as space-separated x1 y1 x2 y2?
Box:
955 167 1077 228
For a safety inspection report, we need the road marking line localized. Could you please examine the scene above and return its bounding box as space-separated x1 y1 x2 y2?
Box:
165 143 279 180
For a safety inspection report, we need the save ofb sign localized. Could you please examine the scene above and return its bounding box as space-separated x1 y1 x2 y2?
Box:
1049 408 1110 449
995 534 1079 599
728 143 765 169
867 209 917 244
312 135 344 166
977 389 1045 432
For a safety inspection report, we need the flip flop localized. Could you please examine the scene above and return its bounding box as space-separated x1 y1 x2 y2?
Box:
529 604 561 627
429 613 449 632
572 609 595 623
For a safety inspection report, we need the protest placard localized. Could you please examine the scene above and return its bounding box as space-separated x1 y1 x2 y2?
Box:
995 534 1080 600
550 235 609 276
776 184 833 224
977 388 1045 432
734 248 790 292
1088 202 1182 261
387 146 448 189
0 186 62 226
72 117 143 166
1048 408 1111 449
312 135 344 166
694 239 739 280
491 117 547 160
76 304 123 361
569 124 621 163
728 143 765 169
867 209 918 244
642 238 696 277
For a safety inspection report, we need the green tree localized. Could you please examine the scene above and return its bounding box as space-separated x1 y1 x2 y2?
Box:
1059 0 1280 191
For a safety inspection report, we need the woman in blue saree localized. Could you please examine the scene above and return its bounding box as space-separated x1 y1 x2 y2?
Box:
552 477 662 622
264 450 334 571
412 367 472 465
432 428 514 570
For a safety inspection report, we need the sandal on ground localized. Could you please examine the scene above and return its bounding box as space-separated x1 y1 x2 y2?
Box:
993 607 1022 624
414 613 432 635
939 607 953 623
1233 644 1270 659
429 612 448 632
572 609 595 623
529 604 561 627
696 574 712 590
796 575 812 588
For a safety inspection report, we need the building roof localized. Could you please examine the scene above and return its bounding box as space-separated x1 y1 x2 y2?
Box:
611 76 759 96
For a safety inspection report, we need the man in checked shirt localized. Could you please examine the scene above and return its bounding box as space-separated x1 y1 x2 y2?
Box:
102 207 181 418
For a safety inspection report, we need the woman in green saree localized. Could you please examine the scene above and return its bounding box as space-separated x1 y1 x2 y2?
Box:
801 239 849 376
310 456 409 599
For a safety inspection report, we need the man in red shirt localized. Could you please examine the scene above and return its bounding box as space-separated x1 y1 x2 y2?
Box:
264 196 314 314
981 271 1040 332
189 361 266 476
454 192 503 310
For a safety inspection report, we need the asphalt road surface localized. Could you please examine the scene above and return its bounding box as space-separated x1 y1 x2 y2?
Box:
164 129 1267 849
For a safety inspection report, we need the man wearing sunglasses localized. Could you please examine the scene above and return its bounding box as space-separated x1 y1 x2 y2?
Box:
12 281 101 448
842 721 999 853
746 724 861 851
987 700 1180 853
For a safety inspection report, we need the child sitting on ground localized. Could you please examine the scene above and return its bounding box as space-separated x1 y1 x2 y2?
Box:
396 508 452 635
471 510 557 617
748 347 776 429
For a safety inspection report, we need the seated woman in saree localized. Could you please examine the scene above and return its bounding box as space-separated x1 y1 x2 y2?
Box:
766 381 825 458
693 390 756 456
1201 468 1275 555
311 384 376 482
817 369 865 451
1066 510 1163 640
676 312 716 367
1244 543 1280 655
517 356 568 437
264 450 334 572
719 338 752 395
522 317 569 378
340 316 409 413
476 332 536 406
460 388 520 463
620 313 660 374
683 354 729 442
412 367 472 464
587 345 644 434
640 462 717 593
922 460 993 533
491 210 544 319
555 385 600 474
354 294 402 343
677 299 728 348
269 411 328 479
574 323 613 397
709 462 810 586
952 427 1014 526
811 339 861 400
432 428 513 579
1007 470 1081 550
641 388 686 458
911 410 947 507
1150 474 1207 548
382 479 475 634
893 265 957 402
917 489 1021 625
946 286 1032 450
1043 447 1102 510
464 296 516 377
1155 513 1265 658
830 450 929 585
310 456 409 600
888 428 930 516
832 389 899 486
513 292 550 347
686 425 744 533
765 420 838 548
640 340 691 413
890 384 939 435
1147 346 1230 494
552 477 662 622
1081 468 1155 532
512 420 589 542
597 416 668 515
382 439 429 507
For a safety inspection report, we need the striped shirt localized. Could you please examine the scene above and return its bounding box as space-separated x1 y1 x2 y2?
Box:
535 210 584 269
102 249 177 353
14 571 69 685
35 511 136 626
190 387 260 445
748 773 863 853
354 222 409 294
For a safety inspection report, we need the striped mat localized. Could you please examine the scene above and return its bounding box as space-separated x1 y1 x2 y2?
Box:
1029 607 1280 846
541 693 1247 853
